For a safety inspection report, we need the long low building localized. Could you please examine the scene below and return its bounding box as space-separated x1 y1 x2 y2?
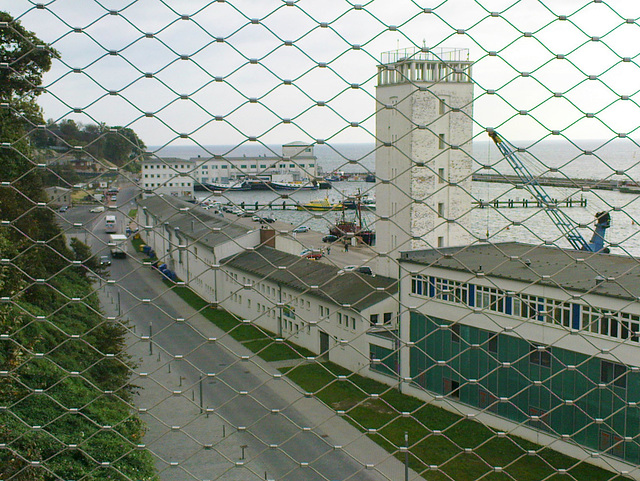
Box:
137 195 399 378
399 242 640 473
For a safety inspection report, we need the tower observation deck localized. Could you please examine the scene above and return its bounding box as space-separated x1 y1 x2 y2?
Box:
377 47 472 85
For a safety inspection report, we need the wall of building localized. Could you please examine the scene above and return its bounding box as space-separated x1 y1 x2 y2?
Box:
408 310 640 465
216 264 398 374
398 260 640 471
375 61 474 278
141 159 194 198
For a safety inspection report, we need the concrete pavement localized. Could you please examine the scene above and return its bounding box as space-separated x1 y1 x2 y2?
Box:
97 245 421 481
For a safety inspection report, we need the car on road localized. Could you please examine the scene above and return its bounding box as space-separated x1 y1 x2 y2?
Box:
322 234 338 243
99 255 111 266
293 225 310 233
300 248 322 260
90 206 105 213
222 205 236 213
58 205 69 213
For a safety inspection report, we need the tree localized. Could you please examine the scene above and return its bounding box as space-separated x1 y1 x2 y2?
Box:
0 12 156 480
0 11 57 120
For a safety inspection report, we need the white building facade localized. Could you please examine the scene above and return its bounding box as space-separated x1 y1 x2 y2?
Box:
191 142 317 184
375 47 475 277
141 157 195 198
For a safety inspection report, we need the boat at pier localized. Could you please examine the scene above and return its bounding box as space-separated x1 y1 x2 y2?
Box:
270 180 318 191
195 181 251 192
297 198 345 211
329 191 375 245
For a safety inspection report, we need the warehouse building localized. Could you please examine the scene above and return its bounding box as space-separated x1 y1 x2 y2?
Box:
399 242 640 473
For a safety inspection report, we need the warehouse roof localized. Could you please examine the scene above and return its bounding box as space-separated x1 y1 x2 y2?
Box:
222 246 398 311
138 195 251 248
400 242 640 301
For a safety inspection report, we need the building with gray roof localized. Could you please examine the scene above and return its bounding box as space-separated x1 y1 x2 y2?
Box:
136 195 400 379
397 242 640 472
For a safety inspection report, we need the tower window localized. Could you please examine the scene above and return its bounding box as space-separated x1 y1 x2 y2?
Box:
439 98 446 114
438 167 445 184
437 202 445 217
438 133 446 149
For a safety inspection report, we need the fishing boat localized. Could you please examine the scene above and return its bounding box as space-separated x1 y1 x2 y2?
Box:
270 180 318 191
297 198 345 211
329 191 375 245
195 181 251 192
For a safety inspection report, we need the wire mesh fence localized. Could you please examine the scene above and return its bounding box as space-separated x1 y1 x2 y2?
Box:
2 1 640 480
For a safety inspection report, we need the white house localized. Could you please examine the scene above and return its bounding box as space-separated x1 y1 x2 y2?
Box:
136 195 399 377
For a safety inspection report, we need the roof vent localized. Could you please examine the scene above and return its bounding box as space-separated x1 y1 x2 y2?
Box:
524 259 531 266
595 275 605 286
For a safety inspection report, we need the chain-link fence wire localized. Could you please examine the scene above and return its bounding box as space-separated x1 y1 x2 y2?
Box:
2 0 640 480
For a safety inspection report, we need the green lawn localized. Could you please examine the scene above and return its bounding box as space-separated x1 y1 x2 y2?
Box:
283 362 626 481
166 283 314 361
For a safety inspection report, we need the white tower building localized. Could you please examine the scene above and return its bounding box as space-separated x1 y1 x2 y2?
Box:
375 47 475 278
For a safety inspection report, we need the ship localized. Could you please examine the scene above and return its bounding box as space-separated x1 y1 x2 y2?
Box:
329 191 375 245
270 180 318 191
297 198 345 211
195 181 251 192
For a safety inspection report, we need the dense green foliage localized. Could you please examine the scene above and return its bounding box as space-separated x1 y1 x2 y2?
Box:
31 119 146 170
0 12 156 481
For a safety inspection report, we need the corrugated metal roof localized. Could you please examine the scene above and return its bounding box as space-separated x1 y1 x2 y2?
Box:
138 195 251 248
222 246 397 311
400 242 640 301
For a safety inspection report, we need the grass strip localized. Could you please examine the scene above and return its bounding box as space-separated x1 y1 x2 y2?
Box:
165 282 313 361
283 362 626 481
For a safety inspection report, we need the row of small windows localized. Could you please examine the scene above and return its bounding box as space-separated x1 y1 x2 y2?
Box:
411 275 640 342
145 163 191 169
144 182 192 188
145 163 314 172
199 163 313 170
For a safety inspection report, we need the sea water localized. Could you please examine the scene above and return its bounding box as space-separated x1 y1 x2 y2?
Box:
153 140 640 256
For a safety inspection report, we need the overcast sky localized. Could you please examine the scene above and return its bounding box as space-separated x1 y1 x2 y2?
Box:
3 0 640 149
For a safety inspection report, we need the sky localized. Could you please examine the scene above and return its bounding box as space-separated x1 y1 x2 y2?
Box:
3 0 640 149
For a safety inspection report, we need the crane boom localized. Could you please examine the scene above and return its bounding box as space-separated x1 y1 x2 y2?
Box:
488 130 610 252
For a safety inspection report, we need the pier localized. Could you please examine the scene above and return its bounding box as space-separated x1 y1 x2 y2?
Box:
471 173 620 191
473 197 587 209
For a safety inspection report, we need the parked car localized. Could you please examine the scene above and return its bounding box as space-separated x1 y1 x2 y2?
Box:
322 234 338 243
58 205 69 213
222 205 236 213
293 225 310 233
340 265 375 276
90 206 105 213
300 248 322 260
99 255 111 266
253 215 276 224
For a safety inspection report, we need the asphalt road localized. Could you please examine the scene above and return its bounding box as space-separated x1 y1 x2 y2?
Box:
62 185 407 481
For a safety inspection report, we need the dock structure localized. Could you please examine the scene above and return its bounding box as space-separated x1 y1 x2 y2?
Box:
473 197 587 209
471 173 620 191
